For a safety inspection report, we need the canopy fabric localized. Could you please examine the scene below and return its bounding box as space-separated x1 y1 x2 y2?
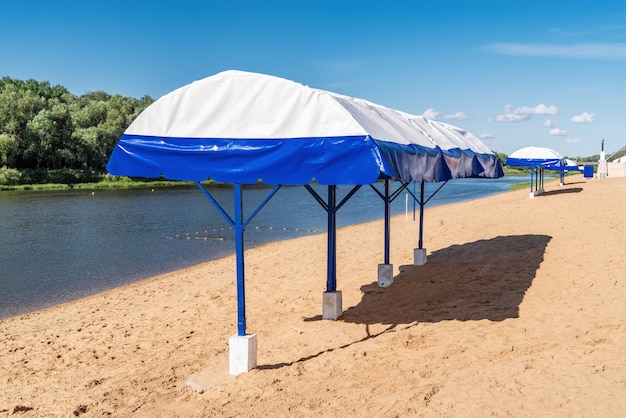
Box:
563 159 582 171
505 146 566 169
107 70 502 184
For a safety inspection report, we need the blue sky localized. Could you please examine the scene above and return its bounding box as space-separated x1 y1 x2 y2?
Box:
2 1 626 158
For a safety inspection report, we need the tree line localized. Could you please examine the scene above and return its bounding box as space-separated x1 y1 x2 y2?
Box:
0 76 153 185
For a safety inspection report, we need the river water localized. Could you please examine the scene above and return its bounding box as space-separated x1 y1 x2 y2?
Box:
0 177 526 319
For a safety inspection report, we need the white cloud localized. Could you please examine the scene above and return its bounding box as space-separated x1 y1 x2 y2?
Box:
565 137 582 144
549 128 568 136
496 103 558 123
483 42 626 59
543 119 555 127
479 133 495 139
571 112 595 123
497 113 529 122
496 104 530 122
443 111 470 121
515 104 558 115
422 108 441 120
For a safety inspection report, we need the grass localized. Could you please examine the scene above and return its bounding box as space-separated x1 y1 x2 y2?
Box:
0 167 541 192
0 177 200 191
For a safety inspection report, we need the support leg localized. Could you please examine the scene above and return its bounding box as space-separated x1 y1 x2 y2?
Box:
378 179 394 286
323 185 342 319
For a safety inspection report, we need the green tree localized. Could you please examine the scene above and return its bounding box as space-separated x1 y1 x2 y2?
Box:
493 150 508 166
0 75 153 181
0 81 46 167
0 133 18 166
25 101 74 169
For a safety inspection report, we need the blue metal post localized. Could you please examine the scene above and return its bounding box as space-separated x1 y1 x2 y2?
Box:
383 178 391 264
327 185 337 292
234 183 246 336
418 180 425 249
536 168 539 192
195 181 282 337
530 168 534 195
413 182 416 221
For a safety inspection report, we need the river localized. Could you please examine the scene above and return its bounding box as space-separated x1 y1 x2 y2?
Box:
0 177 526 319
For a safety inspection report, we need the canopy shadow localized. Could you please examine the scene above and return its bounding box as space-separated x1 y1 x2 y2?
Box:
340 234 551 325
561 179 586 186
539 187 582 196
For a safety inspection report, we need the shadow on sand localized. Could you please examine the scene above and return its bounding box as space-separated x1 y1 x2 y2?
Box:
341 234 551 325
539 187 582 197
258 234 551 370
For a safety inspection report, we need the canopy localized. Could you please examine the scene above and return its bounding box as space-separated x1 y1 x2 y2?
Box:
107 70 502 183
505 146 566 169
505 146 568 197
106 70 503 374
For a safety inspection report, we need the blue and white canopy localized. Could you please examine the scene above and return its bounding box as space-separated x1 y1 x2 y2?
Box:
505 146 566 169
563 159 582 171
107 70 502 184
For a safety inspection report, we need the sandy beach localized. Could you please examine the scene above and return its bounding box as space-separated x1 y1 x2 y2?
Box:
2 173 626 417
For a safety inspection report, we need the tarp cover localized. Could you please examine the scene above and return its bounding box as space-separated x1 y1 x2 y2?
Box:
505 146 566 169
563 159 582 171
107 70 503 184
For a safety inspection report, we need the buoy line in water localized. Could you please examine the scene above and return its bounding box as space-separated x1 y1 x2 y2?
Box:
165 225 321 242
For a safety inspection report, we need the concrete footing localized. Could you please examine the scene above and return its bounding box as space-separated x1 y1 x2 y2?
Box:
229 334 257 375
322 291 343 320
414 248 427 266
530 189 545 199
597 160 608 179
378 264 393 287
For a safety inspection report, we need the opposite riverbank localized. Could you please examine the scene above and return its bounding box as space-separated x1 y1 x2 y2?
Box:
2 173 625 417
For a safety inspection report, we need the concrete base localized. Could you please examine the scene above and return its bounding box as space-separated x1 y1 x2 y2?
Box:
597 160 608 179
322 291 343 320
229 334 257 375
378 264 393 287
414 248 427 266
529 192 535 199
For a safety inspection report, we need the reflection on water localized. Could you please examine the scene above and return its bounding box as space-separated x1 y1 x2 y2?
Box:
0 177 525 319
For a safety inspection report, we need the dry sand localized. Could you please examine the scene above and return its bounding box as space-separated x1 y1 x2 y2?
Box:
2 173 626 417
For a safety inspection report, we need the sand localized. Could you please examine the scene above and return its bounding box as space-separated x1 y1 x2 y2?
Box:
2 173 626 417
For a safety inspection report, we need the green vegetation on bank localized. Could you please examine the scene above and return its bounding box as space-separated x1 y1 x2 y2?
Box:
0 76 598 191
1 166 538 192
0 76 152 187
0 173 196 191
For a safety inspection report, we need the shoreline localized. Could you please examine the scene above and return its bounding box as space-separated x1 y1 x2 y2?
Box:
1 176 527 320
2 174 626 416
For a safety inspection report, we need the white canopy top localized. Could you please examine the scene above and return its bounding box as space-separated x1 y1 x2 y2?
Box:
508 146 564 160
108 70 501 184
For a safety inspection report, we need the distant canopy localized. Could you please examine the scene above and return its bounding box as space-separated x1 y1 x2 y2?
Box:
505 146 566 170
107 70 503 184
